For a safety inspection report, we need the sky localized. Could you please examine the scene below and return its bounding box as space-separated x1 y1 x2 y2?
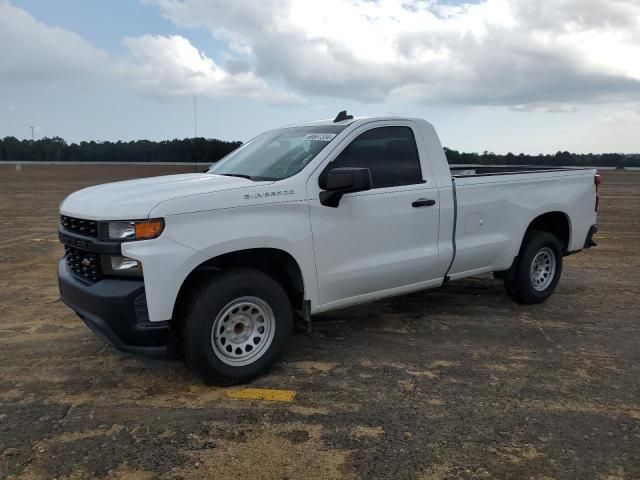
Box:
1 0 639 154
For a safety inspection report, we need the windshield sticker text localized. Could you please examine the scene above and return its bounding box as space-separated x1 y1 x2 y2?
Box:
303 133 337 141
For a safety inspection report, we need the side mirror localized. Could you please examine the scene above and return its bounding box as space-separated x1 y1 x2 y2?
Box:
319 167 372 207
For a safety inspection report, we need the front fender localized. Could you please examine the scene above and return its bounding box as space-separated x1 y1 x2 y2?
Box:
122 236 208 322
129 201 318 322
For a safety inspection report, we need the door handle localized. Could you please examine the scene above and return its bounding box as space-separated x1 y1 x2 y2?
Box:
412 198 436 208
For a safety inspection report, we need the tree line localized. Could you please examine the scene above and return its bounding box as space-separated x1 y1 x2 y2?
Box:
0 137 241 164
443 148 640 169
1 136 638 168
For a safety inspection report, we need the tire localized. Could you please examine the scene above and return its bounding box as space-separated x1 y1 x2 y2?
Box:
504 230 563 305
182 268 293 385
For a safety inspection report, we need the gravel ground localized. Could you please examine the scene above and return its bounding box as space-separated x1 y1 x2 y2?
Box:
1 165 638 480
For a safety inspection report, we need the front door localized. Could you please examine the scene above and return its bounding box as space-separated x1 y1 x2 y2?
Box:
308 123 442 308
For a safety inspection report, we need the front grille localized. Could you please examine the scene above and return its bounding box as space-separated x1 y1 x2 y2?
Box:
64 246 102 282
60 215 98 238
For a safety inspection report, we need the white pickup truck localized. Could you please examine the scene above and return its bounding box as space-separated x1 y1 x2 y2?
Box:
58 112 599 385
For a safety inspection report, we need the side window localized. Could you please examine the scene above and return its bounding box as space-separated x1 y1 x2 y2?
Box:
330 126 423 189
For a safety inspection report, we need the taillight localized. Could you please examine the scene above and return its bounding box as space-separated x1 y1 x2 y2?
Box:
594 174 601 212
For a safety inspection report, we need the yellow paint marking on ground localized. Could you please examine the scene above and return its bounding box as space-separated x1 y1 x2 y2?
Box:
225 388 296 402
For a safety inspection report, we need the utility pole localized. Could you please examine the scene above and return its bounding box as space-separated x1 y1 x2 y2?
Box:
193 95 198 173
193 95 197 139
30 126 34 142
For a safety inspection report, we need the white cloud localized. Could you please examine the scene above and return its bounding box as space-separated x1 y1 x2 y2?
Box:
2 0 640 114
121 35 304 105
0 1 302 105
147 0 640 106
0 1 111 84
604 104 640 125
510 104 578 114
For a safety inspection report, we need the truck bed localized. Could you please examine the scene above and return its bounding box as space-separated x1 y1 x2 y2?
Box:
450 165 589 178
445 165 597 280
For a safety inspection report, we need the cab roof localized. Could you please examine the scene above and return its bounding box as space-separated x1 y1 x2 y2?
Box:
286 116 429 128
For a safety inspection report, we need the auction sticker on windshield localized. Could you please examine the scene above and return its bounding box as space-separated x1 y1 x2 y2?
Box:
303 133 337 141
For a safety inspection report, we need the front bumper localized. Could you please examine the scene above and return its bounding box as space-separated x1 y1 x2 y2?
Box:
57 259 169 357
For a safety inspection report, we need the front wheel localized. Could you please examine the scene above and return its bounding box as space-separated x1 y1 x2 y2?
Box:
182 269 293 385
504 230 563 305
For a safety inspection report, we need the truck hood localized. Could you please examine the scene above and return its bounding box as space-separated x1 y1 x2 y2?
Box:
60 173 262 220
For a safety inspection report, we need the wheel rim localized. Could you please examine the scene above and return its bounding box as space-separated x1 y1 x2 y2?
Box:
210 296 276 367
530 247 556 291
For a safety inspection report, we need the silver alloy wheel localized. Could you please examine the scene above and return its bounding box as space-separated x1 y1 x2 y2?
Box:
530 247 556 291
210 296 276 367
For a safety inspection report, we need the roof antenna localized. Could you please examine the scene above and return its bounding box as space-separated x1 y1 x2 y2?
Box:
333 110 353 123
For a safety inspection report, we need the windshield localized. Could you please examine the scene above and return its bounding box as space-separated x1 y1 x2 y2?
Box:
209 125 347 181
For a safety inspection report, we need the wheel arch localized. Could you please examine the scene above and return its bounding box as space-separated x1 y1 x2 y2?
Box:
171 248 305 327
496 211 571 281
523 211 572 252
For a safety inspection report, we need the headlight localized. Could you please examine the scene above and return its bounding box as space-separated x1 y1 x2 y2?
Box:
105 219 164 241
101 255 142 277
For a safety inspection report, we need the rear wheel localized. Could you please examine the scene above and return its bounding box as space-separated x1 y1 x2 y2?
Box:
182 269 293 385
504 230 563 304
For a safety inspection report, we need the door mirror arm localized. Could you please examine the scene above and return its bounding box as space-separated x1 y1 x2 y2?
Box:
319 167 372 207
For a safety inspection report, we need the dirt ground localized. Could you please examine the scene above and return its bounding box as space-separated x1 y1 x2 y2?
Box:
0 165 638 480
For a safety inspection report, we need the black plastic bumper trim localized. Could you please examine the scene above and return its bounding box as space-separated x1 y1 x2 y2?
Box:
584 225 598 248
58 259 169 358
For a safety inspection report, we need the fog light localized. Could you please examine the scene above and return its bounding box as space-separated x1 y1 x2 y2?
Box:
101 255 142 277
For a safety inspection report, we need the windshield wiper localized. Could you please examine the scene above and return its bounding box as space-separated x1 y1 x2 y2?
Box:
252 176 279 181
217 173 254 180
217 173 278 181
